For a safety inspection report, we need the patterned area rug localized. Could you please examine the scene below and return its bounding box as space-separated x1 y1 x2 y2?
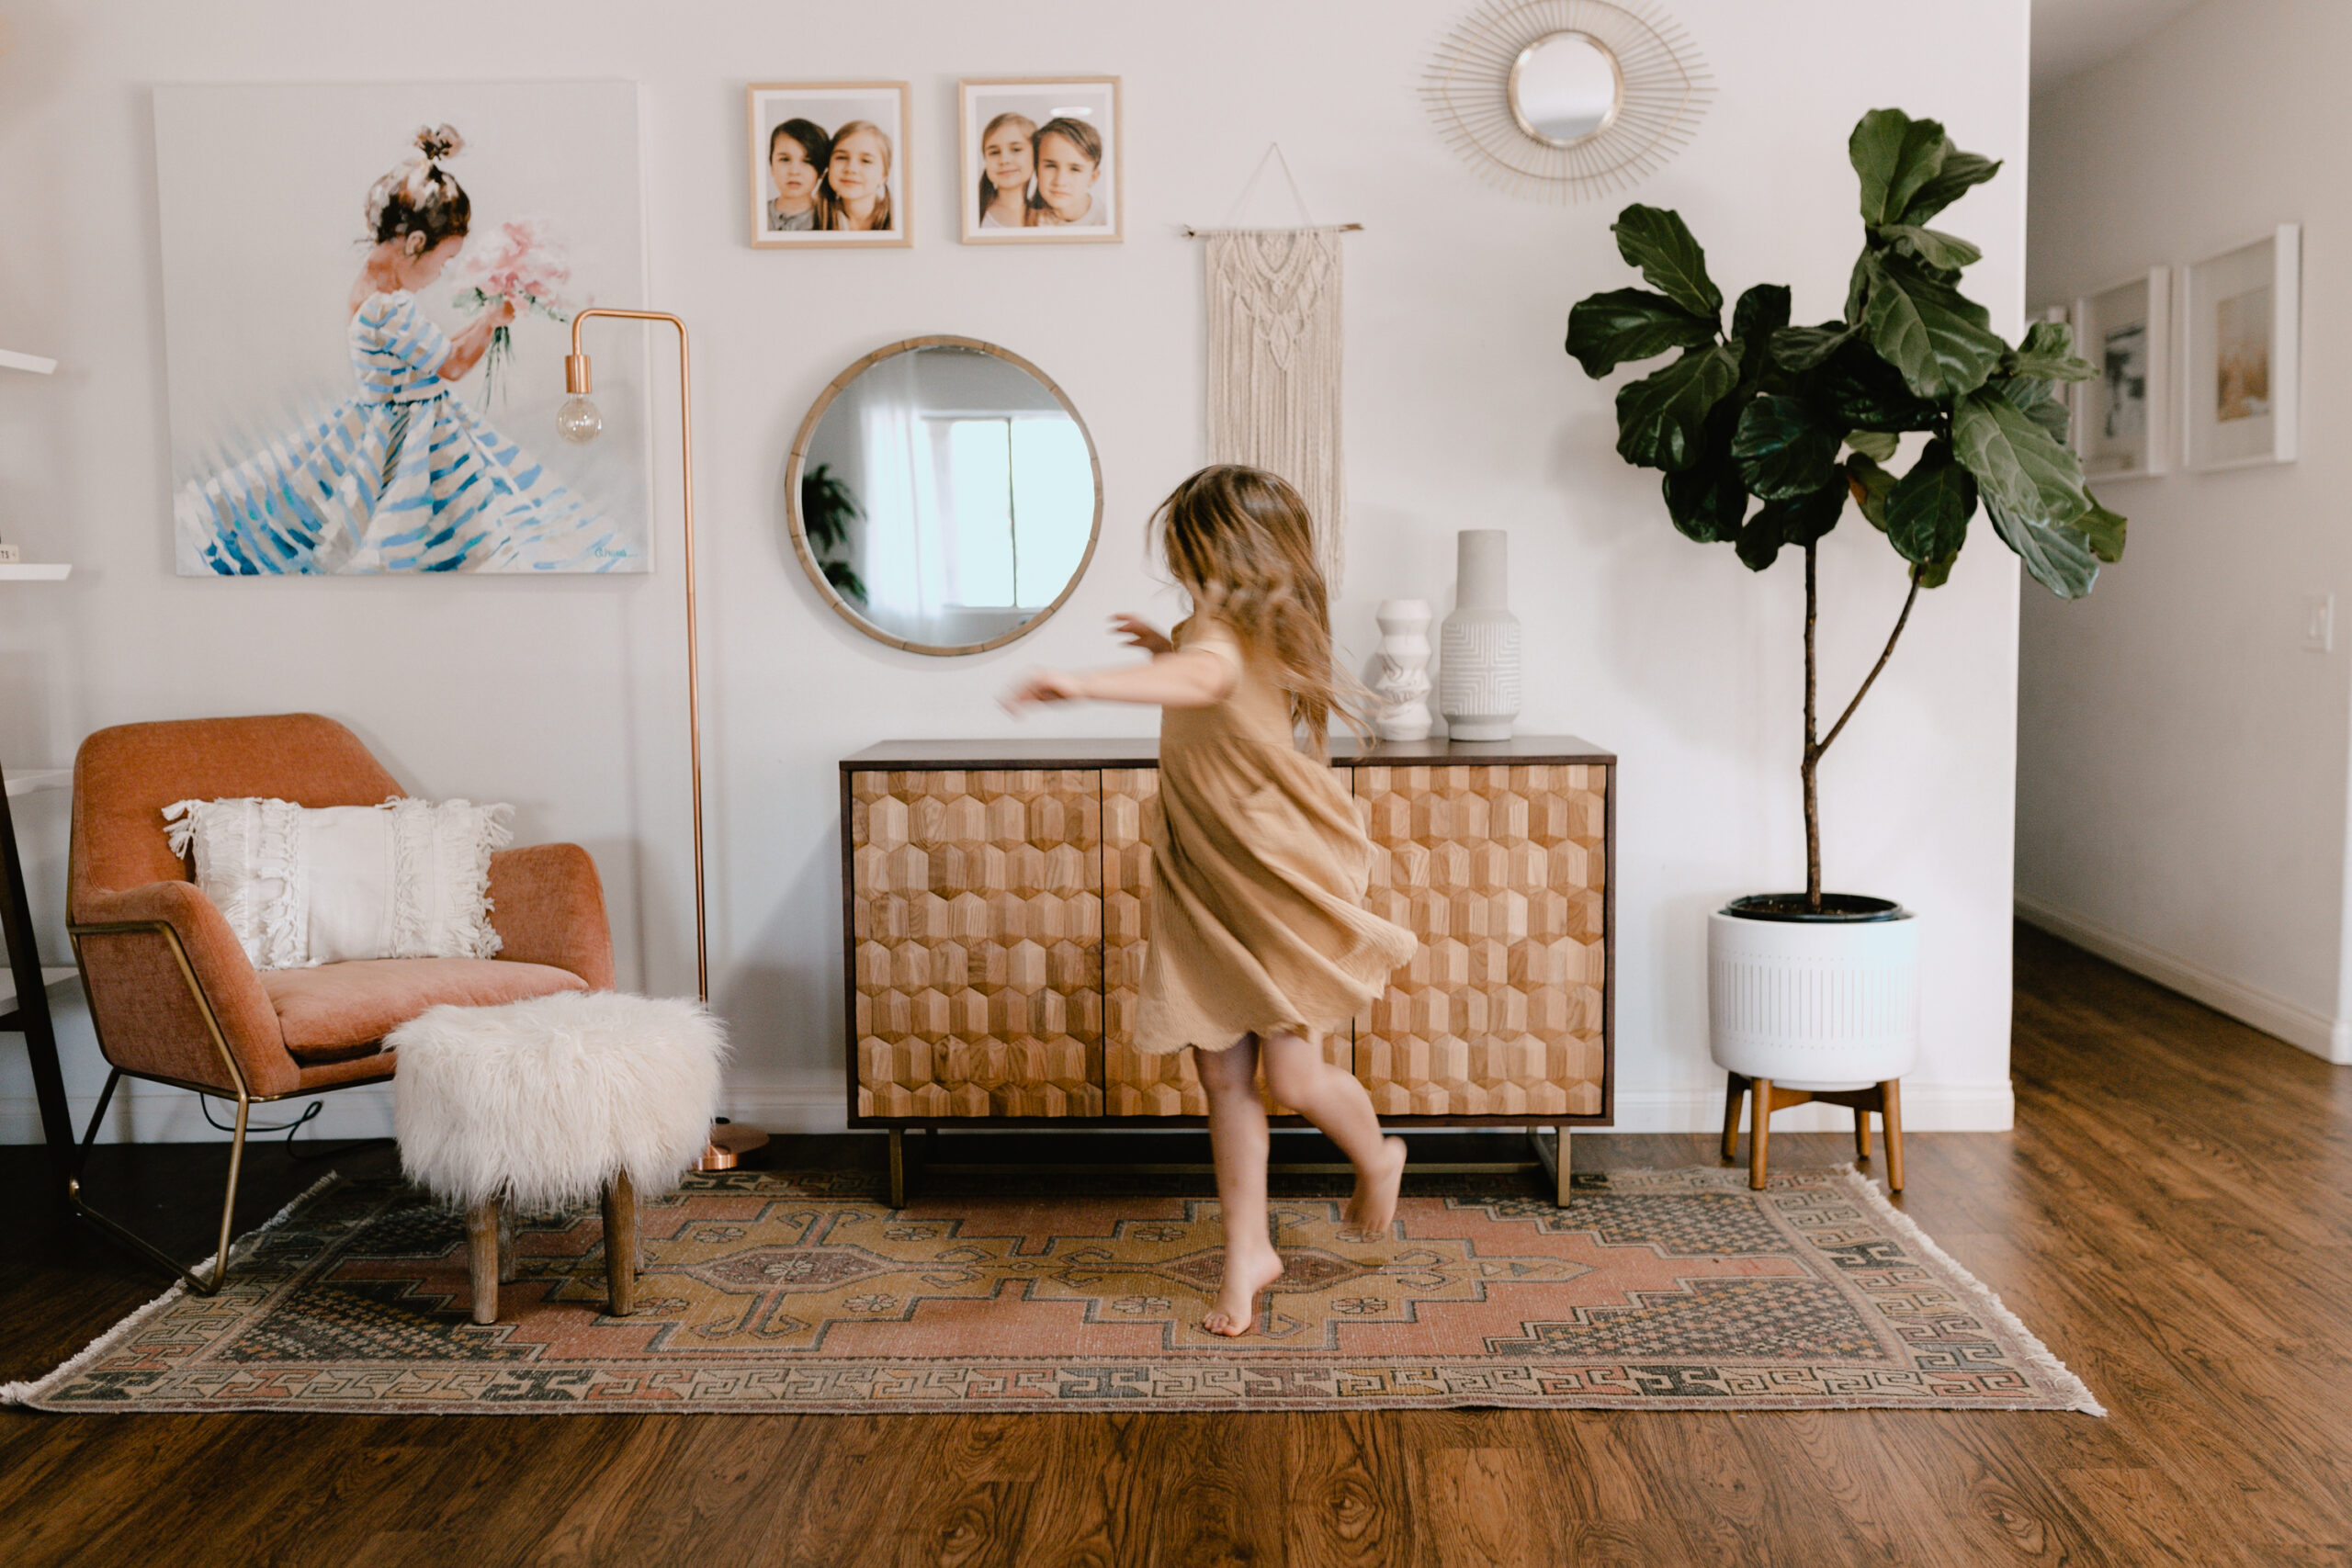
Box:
7 1166 2100 1415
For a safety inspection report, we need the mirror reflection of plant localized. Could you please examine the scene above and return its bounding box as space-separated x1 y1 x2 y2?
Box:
1566 107 2122 914
800 462 869 606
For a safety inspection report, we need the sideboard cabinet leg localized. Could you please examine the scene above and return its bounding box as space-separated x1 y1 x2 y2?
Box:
888 1128 907 1209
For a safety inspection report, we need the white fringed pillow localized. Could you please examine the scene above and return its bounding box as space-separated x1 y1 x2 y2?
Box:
162 796 512 971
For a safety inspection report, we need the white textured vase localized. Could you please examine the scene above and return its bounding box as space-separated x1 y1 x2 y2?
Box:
1707 908 1921 1089
1438 530 1521 741
1372 598 1434 741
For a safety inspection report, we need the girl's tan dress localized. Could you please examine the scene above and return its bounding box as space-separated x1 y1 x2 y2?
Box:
1135 615 1418 1056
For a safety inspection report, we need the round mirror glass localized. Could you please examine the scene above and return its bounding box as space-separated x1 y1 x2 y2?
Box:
788 338 1102 655
1509 32 1623 148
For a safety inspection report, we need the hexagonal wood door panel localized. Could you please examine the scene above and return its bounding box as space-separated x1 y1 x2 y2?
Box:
1353 764 1606 1116
852 769 1102 1117
1100 765 1354 1117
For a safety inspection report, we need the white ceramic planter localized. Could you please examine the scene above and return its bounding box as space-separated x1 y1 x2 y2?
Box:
1707 905 1920 1090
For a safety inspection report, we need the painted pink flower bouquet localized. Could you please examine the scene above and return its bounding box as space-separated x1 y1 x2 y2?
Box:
452 219 580 404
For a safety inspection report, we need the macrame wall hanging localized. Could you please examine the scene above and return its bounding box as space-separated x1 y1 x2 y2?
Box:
1187 147 1359 592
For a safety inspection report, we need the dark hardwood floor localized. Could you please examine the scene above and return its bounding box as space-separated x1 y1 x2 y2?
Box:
3 924 2348 1566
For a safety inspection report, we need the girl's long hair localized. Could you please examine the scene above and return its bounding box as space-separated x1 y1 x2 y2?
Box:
820 120 894 232
976 111 1039 222
1153 465 1371 757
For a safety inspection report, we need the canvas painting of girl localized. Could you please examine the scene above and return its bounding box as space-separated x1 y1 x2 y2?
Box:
154 83 654 576
747 84 912 249
959 79 1122 243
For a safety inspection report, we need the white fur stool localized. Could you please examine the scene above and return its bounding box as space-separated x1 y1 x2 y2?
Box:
390 991 727 1323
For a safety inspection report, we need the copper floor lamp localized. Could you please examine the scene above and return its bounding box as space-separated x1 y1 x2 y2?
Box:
559 309 764 1170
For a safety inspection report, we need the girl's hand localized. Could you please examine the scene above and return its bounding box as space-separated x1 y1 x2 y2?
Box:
1110 613 1171 655
1001 669 1090 713
488 296 518 328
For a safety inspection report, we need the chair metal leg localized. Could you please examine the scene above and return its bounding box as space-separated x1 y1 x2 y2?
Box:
66 1068 253 1297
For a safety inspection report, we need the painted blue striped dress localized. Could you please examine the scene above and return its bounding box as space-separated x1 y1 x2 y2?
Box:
175 291 628 574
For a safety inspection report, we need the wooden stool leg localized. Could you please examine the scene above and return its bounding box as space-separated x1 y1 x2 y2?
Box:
1748 1079 1772 1190
603 1170 638 1317
496 1205 518 1284
1721 1074 1747 1161
1881 1079 1905 1193
466 1199 501 1325
1855 1104 1873 1162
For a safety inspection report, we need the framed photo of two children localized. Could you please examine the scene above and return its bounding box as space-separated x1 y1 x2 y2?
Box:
743 78 1123 248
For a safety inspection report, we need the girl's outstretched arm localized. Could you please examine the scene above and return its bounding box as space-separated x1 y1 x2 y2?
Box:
1002 646 1234 713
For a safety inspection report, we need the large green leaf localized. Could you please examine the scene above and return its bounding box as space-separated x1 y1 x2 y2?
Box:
1845 429 1899 463
1733 284 1792 381
1951 388 2089 531
1771 321 1853 373
1860 250 2006 400
1845 453 1898 531
1732 395 1843 500
1901 149 2002 225
1566 288 1720 377
1850 109 1950 225
1662 457 1748 544
1611 205 1724 321
1614 342 1740 471
1819 339 1943 432
2077 491 2127 563
1985 496 2100 600
2005 321 2098 381
1996 374 2072 444
1884 438 1977 566
1736 484 1846 571
1876 223 1982 273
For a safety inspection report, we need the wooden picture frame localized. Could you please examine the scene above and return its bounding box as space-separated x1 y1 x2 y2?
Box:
2069 268 2171 482
746 81 911 249
957 77 1124 243
2182 223 2299 470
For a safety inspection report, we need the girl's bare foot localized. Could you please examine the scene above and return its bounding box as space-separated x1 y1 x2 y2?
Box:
1201 1245 1283 1337
1342 1136 1408 1238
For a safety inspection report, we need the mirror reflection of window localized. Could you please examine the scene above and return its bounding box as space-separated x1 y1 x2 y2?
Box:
797 342 1099 651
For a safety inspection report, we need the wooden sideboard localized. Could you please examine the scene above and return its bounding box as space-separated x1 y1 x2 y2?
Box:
840 737 1614 1201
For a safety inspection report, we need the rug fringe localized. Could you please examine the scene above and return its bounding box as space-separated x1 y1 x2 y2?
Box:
1829 1164 2107 1417
1 1171 345 1409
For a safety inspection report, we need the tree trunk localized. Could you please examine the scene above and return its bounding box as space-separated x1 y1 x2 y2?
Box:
1804 544 1822 910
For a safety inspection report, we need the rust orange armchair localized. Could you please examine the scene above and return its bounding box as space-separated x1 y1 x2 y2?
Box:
67 713 615 1292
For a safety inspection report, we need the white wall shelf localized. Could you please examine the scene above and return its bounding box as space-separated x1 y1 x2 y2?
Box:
0 348 57 375
0 563 71 581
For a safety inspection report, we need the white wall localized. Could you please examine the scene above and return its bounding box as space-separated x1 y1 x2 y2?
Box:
2021 0 2352 1063
0 0 2032 1143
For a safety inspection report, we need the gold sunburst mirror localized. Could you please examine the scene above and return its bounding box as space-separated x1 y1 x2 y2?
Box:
1426 0 1713 202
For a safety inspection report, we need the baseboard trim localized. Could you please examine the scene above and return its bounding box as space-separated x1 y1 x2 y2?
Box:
0 1077 2015 1145
2016 893 2352 1066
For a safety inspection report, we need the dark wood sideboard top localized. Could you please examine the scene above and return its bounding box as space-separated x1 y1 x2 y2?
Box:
842 735 1616 770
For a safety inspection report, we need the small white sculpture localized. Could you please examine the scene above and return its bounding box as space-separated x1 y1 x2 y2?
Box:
1372 598 1435 741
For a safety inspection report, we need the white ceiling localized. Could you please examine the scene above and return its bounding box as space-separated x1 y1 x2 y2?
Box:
2033 0 2206 89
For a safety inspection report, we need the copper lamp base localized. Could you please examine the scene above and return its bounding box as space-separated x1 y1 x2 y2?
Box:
695 1119 768 1171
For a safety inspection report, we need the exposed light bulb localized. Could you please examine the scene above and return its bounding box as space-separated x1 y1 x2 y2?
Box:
556 394 605 445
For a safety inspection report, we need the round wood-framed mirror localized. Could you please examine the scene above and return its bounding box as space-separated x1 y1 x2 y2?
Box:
786 335 1103 657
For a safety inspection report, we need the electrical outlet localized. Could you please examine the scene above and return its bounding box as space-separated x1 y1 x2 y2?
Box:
2307 593 2335 653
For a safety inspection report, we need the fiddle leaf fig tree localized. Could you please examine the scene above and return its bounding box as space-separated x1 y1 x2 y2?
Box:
1566 107 2120 913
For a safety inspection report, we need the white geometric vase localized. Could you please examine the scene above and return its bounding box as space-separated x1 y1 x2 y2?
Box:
1707 904 1921 1090
1438 529 1521 741
1372 598 1435 741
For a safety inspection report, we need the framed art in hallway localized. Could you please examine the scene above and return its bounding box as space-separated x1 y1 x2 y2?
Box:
2069 268 2170 481
957 78 1123 243
2182 223 2300 470
746 82 911 249
154 82 654 575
